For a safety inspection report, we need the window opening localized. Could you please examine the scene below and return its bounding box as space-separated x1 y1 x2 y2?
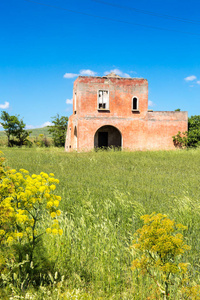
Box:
74 92 77 114
132 97 138 110
98 90 109 110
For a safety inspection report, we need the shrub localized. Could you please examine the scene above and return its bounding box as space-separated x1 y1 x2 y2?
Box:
34 134 51 147
172 131 188 148
0 151 63 291
132 213 191 299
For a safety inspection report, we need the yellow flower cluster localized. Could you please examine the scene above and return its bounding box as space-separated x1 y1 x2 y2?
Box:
132 213 191 276
0 152 63 246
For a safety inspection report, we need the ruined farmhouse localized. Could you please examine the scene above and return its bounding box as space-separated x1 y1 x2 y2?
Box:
65 73 188 151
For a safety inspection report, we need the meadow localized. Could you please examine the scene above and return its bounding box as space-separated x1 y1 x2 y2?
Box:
1 147 200 299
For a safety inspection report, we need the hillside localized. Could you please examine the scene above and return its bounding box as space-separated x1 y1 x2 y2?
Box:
0 126 52 138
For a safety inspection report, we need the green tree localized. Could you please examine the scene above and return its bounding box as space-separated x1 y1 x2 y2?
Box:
173 115 200 148
0 111 31 147
187 115 200 147
48 114 68 147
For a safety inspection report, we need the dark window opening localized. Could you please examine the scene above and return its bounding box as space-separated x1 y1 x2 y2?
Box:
133 97 138 110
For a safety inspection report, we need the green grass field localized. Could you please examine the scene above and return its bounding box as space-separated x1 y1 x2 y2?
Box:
1 147 200 299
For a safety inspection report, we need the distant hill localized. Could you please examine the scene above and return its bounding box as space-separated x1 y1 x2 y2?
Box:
28 127 52 138
0 127 52 139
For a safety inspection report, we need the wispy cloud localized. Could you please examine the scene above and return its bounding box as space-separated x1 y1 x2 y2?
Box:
41 121 53 127
80 69 97 76
0 101 9 109
64 68 133 79
26 121 54 130
148 100 155 107
130 70 137 74
104 68 131 78
63 73 79 79
66 98 73 104
184 75 197 82
63 69 97 79
197 81 200 85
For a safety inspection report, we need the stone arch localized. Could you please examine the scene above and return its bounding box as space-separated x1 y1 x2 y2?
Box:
94 125 122 149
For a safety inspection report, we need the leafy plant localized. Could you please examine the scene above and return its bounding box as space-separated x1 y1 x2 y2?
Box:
172 131 188 148
48 114 68 147
34 134 51 147
173 115 200 148
132 213 191 299
0 151 63 289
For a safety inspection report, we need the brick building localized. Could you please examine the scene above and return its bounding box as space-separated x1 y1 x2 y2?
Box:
65 73 188 152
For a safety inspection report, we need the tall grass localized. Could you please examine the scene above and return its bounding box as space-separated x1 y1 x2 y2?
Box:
1 147 200 298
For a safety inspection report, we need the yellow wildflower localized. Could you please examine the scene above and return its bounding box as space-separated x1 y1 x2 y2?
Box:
46 228 52 234
54 200 59 207
58 229 63 235
7 236 14 243
50 212 56 218
47 201 54 209
50 184 56 191
56 210 61 216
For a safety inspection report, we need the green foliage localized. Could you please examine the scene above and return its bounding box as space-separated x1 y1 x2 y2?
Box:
34 134 51 147
0 111 31 147
173 115 200 148
132 213 191 299
175 108 181 111
172 131 188 148
0 152 63 291
187 115 200 147
48 114 68 147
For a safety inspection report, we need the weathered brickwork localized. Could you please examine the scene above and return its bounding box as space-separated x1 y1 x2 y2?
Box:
65 74 188 152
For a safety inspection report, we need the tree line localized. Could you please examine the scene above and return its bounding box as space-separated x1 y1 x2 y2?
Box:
0 111 68 147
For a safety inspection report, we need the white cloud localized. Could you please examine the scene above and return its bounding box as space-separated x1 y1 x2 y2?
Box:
197 81 200 85
80 69 97 76
63 73 79 79
184 75 197 82
0 101 9 109
189 85 194 88
26 121 54 130
148 100 155 107
41 121 53 127
104 68 131 78
66 98 73 104
63 69 97 79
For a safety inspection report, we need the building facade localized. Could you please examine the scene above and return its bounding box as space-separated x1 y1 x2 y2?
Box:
65 73 188 152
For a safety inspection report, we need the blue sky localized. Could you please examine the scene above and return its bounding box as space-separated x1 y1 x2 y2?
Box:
0 0 200 129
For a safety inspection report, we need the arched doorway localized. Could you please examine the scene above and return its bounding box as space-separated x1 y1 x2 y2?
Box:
94 125 122 149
